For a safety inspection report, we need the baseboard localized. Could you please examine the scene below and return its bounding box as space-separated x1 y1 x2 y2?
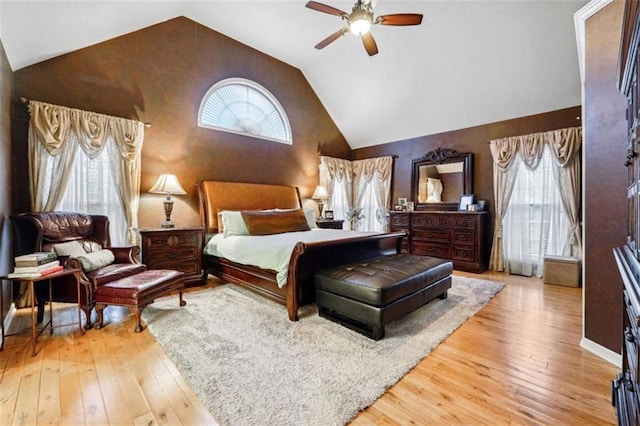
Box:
580 336 621 367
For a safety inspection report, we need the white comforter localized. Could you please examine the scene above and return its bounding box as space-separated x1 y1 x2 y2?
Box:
203 229 378 287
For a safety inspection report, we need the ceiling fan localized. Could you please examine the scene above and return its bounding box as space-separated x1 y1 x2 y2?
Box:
305 0 423 57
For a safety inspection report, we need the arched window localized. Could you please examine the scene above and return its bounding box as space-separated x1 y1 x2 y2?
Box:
198 78 292 144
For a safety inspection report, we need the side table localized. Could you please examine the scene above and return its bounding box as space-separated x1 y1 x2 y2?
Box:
139 227 204 287
1 268 83 356
316 219 345 229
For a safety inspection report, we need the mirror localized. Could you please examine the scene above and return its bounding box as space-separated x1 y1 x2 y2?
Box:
411 148 473 211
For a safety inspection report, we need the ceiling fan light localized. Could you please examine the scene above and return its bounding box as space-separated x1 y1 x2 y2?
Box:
349 10 372 36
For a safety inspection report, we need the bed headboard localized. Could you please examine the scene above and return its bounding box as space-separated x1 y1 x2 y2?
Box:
197 181 303 236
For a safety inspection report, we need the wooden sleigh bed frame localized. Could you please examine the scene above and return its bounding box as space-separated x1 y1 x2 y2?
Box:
197 181 405 321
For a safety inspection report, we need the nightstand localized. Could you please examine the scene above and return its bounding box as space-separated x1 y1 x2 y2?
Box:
139 227 204 287
316 219 344 229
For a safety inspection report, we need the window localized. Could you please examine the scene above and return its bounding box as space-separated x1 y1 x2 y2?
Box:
502 146 570 277
198 78 292 144
51 147 127 246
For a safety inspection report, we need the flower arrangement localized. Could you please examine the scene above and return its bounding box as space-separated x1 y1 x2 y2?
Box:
345 207 365 227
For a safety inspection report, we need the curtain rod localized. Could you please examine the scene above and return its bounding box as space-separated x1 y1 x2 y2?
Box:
19 96 152 128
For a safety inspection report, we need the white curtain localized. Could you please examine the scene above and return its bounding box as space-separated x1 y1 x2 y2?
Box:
319 155 393 232
502 147 570 276
319 156 353 227
28 101 145 244
489 126 582 274
54 141 128 246
352 157 393 232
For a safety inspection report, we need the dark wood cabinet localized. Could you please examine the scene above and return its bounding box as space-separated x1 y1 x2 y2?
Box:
316 219 344 229
389 211 488 273
139 227 204 287
614 2 640 423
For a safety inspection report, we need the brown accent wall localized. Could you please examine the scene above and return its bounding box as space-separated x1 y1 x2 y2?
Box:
11 17 350 228
0 38 13 323
584 1 627 353
352 106 581 220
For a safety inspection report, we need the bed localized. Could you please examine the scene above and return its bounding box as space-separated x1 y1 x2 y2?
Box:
197 181 405 321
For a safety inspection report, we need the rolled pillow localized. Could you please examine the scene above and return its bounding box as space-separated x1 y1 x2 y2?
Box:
276 208 318 229
241 209 310 235
76 249 115 273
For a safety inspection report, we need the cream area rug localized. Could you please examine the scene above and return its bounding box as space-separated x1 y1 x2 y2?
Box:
142 276 503 426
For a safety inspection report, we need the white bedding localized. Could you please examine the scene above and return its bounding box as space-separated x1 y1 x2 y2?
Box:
203 228 378 287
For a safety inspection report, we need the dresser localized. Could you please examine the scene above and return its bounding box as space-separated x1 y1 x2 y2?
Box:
613 2 640 423
139 227 204 287
389 211 489 273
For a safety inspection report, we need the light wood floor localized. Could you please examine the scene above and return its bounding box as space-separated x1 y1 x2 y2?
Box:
0 271 619 425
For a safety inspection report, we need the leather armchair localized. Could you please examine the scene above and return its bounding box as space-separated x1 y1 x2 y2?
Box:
11 211 146 328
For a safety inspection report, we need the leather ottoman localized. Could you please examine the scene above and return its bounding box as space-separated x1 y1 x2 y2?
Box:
94 269 186 332
314 254 452 340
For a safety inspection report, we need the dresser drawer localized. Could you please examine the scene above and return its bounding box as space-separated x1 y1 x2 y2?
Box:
390 213 410 227
453 216 476 229
413 229 450 243
453 230 475 245
411 241 450 258
452 245 475 262
412 214 452 228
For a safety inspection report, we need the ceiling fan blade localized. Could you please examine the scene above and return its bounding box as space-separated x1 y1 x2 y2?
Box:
376 13 423 26
305 1 348 18
362 33 378 56
315 28 349 50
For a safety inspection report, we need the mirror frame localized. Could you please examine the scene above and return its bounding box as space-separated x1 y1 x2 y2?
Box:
411 148 474 211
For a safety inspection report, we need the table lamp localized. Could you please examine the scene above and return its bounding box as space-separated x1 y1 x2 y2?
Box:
149 174 186 228
312 185 329 218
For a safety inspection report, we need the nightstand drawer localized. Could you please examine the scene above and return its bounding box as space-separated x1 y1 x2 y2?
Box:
143 233 200 249
146 258 200 276
146 246 198 262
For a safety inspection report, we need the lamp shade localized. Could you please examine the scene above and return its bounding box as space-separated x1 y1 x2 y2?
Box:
149 174 186 195
312 185 329 200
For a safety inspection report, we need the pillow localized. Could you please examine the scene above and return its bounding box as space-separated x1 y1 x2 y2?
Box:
241 209 311 236
216 210 225 234
54 240 87 258
303 208 318 229
76 249 115 273
220 210 249 237
275 208 318 229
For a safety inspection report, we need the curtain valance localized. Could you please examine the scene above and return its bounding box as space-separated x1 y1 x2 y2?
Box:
29 101 144 160
489 126 581 170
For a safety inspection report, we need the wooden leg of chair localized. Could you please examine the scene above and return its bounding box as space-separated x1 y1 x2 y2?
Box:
179 290 186 307
131 306 145 333
438 290 448 300
95 304 106 329
82 306 94 330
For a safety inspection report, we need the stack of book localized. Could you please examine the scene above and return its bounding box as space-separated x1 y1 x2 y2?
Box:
7 252 63 279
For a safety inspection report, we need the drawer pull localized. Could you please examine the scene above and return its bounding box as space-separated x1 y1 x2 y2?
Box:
166 251 180 259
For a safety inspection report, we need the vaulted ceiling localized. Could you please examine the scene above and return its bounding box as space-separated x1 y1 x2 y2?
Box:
0 0 587 149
